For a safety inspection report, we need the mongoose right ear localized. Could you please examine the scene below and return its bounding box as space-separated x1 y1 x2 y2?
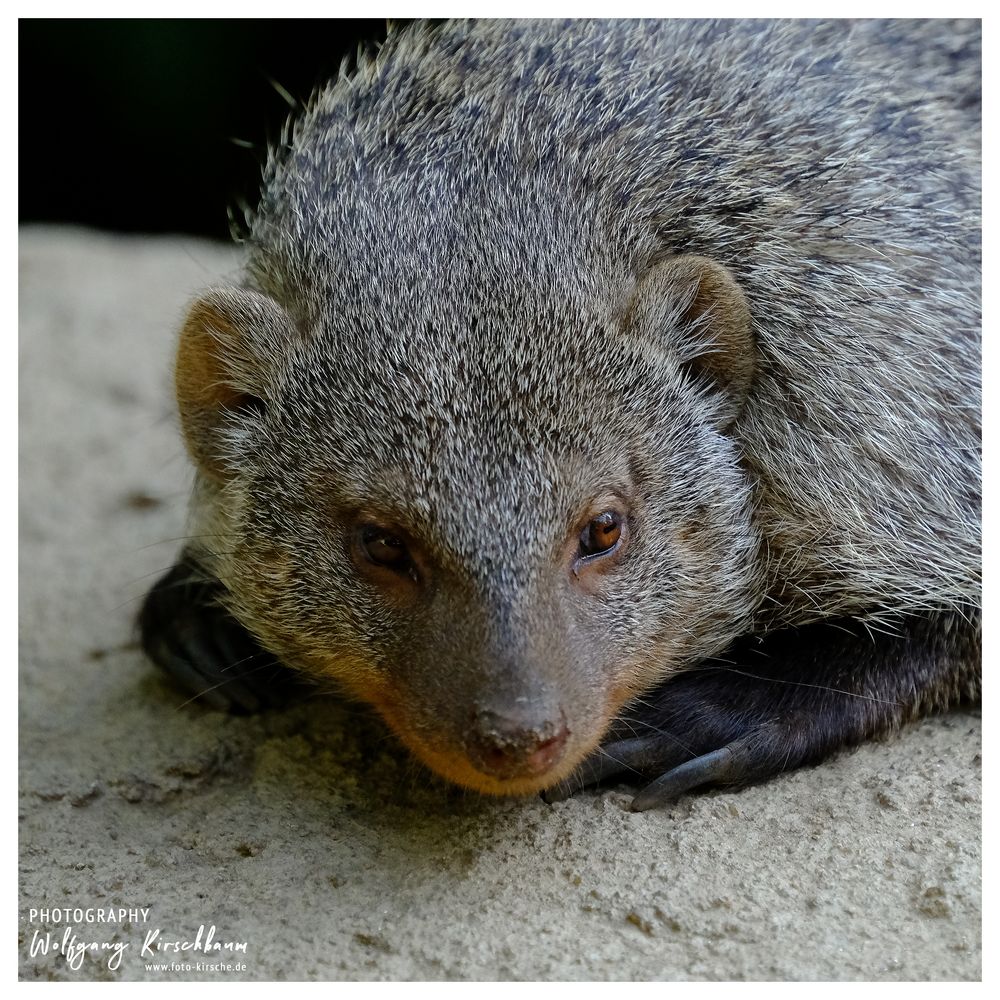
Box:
625 256 755 431
175 287 296 478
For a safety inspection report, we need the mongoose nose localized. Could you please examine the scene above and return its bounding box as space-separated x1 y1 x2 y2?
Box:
466 709 569 780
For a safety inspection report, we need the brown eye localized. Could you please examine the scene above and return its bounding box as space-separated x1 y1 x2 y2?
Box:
579 511 623 558
360 526 414 576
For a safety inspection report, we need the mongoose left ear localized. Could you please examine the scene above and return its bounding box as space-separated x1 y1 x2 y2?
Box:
625 255 755 431
175 286 296 479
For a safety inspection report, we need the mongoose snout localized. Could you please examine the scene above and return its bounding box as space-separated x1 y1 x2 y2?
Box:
465 708 570 781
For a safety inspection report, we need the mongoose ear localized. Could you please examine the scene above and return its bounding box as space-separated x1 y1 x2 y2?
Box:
175 287 295 478
626 255 755 431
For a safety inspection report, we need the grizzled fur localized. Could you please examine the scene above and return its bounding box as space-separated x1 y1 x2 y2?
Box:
151 19 980 800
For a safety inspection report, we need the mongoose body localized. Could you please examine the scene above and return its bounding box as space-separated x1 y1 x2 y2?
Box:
141 19 981 809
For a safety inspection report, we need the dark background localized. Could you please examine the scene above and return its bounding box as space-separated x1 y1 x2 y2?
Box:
19 19 402 240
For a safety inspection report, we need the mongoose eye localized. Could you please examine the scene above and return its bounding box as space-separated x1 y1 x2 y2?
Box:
357 525 420 583
578 511 623 559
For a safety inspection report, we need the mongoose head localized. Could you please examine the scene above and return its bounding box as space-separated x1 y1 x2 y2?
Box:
175 252 764 795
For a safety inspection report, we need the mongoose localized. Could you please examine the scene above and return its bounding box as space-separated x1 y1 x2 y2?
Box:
140 19 981 810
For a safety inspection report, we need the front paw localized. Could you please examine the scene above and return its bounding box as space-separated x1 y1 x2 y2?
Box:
544 653 828 810
138 561 298 713
544 717 787 812
543 613 940 810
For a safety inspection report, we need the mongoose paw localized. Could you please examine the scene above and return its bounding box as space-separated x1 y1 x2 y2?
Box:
139 561 298 714
545 610 979 810
542 727 780 811
542 655 809 808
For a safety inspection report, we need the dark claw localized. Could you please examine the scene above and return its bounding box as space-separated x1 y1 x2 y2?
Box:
542 735 692 803
138 559 300 713
544 730 752 810
630 746 735 811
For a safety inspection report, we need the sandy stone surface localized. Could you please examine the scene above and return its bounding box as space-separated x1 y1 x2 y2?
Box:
18 227 982 982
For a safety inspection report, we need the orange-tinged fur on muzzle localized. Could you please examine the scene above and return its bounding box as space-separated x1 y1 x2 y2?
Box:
331 672 639 797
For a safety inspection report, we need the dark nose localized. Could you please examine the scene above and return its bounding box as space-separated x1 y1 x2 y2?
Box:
466 708 569 780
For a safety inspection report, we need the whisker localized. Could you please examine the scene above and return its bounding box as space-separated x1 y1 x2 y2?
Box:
134 533 241 552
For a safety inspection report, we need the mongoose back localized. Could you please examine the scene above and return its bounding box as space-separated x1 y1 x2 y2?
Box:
140 19 981 809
